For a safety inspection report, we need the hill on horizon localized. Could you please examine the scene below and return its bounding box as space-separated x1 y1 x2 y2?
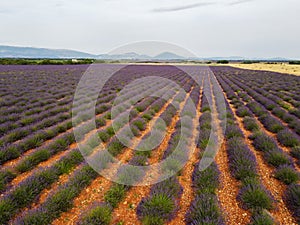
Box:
0 45 295 61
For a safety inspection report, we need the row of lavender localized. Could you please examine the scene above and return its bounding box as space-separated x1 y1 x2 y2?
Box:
212 67 300 136
0 65 190 190
76 74 197 224
0 65 87 141
0 65 196 224
215 67 300 113
136 89 193 225
186 73 224 225
212 67 300 167
215 71 300 224
0 67 122 167
0 71 164 194
0 64 159 147
0 64 161 159
0 92 151 224
219 74 300 173
209 73 276 224
0 90 155 195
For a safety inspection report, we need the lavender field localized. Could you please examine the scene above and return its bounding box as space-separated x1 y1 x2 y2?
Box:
0 64 299 225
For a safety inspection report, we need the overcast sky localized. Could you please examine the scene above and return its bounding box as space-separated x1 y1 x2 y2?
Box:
0 0 299 58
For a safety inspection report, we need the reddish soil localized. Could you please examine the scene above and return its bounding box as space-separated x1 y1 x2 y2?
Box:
234 111 297 224
211 78 251 225
225 89 298 224
3 66 299 225
117 93 178 164
233 89 300 171
5 121 113 193
4 113 107 168
168 106 202 223
110 89 193 225
11 164 83 224
52 174 112 225
215 143 250 225
53 91 180 225
39 165 82 205
253 116 300 172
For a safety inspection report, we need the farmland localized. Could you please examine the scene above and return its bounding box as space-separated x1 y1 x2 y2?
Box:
229 63 300 76
0 64 299 225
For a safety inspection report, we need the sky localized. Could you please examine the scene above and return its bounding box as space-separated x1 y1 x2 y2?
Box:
0 0 299 58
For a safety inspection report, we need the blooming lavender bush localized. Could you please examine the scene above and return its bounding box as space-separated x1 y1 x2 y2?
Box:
227 137 258 181
249 211 274 225
137 177 182 224
277 129 300 147
237 182 274 211
185 194 225 225
247 101 267 117
243 117 259 131
77 203 112 225
0 167 59 223
251 133 277 152
0 169 16 193
225 124 244 139
274 165 299 185
284 184 300 223
132 118 147 131
236 106 251 117
291 146 300 165
107 137 126 156
14 164 98 225
259 115 284 133
192 162 220 194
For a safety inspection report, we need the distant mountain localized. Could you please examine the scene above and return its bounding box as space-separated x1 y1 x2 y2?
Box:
0 45 294 61
0 46 188 60
0 46 95 58
153 52 185 60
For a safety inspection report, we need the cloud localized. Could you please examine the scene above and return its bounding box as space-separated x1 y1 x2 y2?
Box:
152 0 254 12
227 0 253 6
152 2 215 12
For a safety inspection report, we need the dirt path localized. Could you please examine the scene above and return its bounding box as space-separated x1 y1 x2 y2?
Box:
3 93 161 220
3 91 163 195
218 76 298 224
11 164 84 223
228 76 299 142
231 105 298 224
5 121 112 192
210 75 251 225
253 113 300 172
2 111 108 168
215 143 250 225
116 93 179 164
110 89 194 225
52 90 180 225
224 76 300 172
167 87 202 225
